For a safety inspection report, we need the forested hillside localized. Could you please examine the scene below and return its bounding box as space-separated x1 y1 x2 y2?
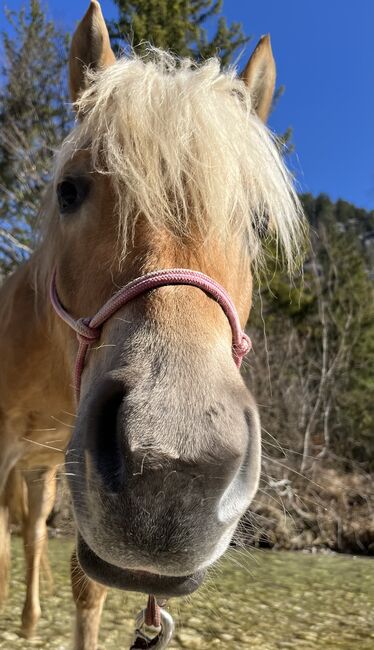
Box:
247 193 374 472
245 193 374 553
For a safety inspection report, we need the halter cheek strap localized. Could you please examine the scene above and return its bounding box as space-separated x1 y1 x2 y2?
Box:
50 268 252 402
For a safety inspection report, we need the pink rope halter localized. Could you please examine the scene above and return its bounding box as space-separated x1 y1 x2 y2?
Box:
50 268 251 402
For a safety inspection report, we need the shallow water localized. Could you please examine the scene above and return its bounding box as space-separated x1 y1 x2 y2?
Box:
1 538 373 649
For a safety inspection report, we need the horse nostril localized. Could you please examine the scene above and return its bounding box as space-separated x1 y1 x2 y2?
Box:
87 380 125 492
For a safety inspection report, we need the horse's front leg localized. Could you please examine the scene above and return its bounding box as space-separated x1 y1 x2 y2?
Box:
0 485 11 607
0 418 24 606
71 549 108 650
21 466 57 637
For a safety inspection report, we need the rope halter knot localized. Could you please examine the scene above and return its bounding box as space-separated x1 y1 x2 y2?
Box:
50 268 252 402
234 332 252 361
75 318 101 344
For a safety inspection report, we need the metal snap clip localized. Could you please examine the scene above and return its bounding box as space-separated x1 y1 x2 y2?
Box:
130 604 174 649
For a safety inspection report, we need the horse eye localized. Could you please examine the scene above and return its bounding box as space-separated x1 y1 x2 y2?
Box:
57 178 88 214
254 213 270 239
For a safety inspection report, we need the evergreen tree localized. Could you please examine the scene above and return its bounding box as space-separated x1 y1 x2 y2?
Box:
109 0 249 65
0 0 70 273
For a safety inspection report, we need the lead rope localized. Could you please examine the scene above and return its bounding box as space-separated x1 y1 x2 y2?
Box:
130 596 174 649
145 596 161 628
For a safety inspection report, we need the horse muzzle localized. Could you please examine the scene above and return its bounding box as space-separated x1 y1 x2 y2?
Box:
66 372 261 594
77 533 206 597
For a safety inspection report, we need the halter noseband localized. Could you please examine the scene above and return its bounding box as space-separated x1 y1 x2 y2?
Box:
50 268 251 401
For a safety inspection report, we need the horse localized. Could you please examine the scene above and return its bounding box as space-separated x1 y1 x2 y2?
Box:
0 1 304 648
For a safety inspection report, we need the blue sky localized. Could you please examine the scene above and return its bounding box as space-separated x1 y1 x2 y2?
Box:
1 0 373 209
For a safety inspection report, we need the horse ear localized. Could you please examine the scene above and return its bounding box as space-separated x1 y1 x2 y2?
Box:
241 35 276 123
69 1 116 104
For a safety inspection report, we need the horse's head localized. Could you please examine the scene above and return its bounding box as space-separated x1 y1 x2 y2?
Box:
44 1 304 596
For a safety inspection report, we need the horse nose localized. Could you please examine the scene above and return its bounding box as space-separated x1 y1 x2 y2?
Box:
82 377 246 508
69 376 259 574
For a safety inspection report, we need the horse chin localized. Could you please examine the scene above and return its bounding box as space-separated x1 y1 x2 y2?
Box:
76 532 206 597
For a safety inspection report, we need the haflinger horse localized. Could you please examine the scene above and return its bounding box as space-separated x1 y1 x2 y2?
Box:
0 1 304 648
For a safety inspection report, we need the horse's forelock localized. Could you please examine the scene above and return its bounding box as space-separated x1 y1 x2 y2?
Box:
53 49 305 272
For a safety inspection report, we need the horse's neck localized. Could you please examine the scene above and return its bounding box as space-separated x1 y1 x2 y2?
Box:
0 257 73 413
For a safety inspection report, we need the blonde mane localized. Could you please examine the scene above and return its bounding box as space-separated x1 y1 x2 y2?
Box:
55 50 305 269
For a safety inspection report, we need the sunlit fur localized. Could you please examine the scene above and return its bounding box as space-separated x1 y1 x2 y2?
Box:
55 50 304 271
